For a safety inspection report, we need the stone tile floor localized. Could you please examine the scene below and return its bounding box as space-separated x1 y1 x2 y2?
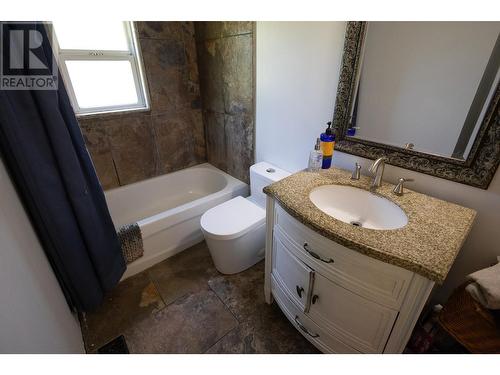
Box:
79 241 319 354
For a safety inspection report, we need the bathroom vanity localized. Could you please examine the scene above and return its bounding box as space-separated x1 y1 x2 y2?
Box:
263 168 476 353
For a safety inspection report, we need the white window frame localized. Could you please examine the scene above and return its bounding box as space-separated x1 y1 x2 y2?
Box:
53 21 149 116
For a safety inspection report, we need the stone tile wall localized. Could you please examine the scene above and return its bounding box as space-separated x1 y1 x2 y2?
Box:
78 22 206 189
195 22 255 183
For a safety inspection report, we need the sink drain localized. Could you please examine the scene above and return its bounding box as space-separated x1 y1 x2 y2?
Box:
350 221 362 227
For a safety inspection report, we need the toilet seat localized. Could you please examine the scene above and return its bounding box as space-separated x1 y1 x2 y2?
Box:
200 196 265 241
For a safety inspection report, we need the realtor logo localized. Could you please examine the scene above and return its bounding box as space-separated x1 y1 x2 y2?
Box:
1 22 58 90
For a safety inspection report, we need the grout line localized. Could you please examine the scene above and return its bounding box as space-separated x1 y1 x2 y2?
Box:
110 154 121 186
203 324 240 354
144 243 212 313
207 278 242 324
195 32 253 45
146 272 177 313
147 269 207 312
138 36 183 41
148 115 163 176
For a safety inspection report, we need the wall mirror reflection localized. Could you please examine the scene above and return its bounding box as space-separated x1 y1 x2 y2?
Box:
334 22 500 188
349 22 499 160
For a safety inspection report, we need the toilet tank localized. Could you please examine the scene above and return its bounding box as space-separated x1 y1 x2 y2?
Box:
250 162 290 208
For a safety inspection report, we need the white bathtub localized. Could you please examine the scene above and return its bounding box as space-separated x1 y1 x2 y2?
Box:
105 163 248 279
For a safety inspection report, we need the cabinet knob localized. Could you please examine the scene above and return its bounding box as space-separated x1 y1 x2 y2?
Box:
312 294 319 304
296 285 305 298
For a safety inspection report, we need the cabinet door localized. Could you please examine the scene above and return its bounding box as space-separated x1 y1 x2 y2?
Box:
271 275 360 353
308 272 398 353
274 204 412 310
272 232 314 312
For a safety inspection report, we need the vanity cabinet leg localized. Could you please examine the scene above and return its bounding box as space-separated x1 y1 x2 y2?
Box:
384 275 434 353
264 196 275 304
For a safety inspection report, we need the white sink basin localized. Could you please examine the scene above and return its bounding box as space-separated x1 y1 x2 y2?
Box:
309 185 408 230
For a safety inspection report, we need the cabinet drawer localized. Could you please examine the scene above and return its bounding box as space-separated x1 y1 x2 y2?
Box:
272 233 314 312
271 275 359 354
308 272 398 353
274 204 413 309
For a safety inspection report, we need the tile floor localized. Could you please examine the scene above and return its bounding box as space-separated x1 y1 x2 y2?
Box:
79 241 319 354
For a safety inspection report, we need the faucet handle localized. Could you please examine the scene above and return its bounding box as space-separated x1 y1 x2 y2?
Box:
393 178 414 196
351 162 361 180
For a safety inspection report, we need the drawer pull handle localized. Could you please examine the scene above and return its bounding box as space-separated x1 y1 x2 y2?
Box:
294 316 320 338
303 243 334 264
312 294 319 304
296 285 304 298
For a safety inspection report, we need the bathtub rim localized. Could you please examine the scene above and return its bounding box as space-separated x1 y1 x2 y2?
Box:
104 162 230 196
105 162 250 239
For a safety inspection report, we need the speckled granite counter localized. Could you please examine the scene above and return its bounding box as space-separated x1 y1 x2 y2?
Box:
263 168 476 284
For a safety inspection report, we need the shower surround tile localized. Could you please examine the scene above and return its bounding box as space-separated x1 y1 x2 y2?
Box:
220 34 253 115
194 21 253 40
220 21 253 37
203 111 227 171
197 40 225 113
137 21 187 40
104 115 158 185
152 109 206 174
182 23 200 89
225 113 254 184
140 40 193 113
195 21 255 183
79 120 119 189
79 22 206 189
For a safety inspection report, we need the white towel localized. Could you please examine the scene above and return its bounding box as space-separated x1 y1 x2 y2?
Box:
467 256 500 310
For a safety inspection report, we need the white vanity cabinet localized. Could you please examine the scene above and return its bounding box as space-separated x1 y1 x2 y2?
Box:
264 199 435 354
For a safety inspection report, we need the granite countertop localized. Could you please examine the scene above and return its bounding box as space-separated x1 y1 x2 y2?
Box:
263 168 477 284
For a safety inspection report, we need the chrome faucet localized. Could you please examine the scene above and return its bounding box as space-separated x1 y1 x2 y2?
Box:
368 157 388 190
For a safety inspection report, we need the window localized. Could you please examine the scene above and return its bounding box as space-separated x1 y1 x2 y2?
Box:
52 21 149 116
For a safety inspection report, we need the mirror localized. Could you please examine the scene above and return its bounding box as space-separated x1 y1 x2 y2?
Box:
333 22 500 189
349 22 499 160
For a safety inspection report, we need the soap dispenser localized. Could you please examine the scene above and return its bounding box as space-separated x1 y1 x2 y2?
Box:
320 121 335 169
308 138 323 172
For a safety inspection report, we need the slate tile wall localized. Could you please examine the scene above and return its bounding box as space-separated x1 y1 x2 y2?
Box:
78 22 206 190
194 22 255 183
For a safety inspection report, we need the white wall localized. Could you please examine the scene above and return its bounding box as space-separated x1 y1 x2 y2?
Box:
256 21 347 171
0 158 84 353
255 21 500 302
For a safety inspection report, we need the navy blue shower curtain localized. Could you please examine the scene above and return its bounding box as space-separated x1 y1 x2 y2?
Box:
0 22 125 311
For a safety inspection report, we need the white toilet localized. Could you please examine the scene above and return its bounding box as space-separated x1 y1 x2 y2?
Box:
201 162 290 274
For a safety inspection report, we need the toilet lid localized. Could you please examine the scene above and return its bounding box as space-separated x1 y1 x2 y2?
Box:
201 196 265 240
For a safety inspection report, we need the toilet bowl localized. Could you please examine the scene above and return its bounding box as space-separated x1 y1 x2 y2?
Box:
200 162 290 274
